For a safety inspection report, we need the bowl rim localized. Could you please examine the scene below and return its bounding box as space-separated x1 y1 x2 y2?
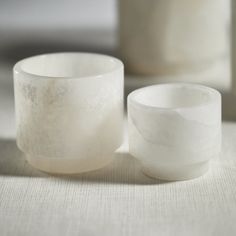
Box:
13 52 124 80
128 83 221 111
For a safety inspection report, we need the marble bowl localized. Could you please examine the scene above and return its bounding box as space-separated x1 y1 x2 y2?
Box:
128 83 221 180
14 52 124 174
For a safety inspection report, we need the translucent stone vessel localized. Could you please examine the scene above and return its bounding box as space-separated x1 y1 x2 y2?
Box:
14 53 124 174
119 0 228 75
128 83 221 180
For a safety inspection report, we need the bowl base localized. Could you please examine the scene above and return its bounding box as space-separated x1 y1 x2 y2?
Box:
25 154 113 175
142 161 210 181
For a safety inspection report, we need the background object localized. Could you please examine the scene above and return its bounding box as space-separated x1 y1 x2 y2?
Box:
128 84 221 180
14 53 124 174
232 0 236 95
119 0 228 76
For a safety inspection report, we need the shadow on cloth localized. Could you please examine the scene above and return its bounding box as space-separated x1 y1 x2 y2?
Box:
0 138 167 185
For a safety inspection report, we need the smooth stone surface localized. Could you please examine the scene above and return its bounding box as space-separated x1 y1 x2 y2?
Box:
128 83 222 180
142 161 210 181
14 52 124 174
119 0 228 75
26 154 113 174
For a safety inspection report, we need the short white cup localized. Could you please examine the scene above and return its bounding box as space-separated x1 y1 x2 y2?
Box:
128 83 221 181
14 52 124 174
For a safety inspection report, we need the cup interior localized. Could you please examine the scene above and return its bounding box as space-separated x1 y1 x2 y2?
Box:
130 84 219 109
17 53 122 78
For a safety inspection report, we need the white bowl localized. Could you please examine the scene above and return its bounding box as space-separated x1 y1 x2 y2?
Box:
128 83 221 180
14 52 124 174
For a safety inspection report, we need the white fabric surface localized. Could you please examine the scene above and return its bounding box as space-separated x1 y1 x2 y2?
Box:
1 122 236 236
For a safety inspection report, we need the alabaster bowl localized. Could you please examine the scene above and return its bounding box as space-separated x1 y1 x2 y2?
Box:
128 83 221 181
14 52 124 174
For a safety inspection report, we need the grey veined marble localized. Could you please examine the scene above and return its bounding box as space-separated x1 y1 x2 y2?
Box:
14 53 124 174
128 83 221 180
